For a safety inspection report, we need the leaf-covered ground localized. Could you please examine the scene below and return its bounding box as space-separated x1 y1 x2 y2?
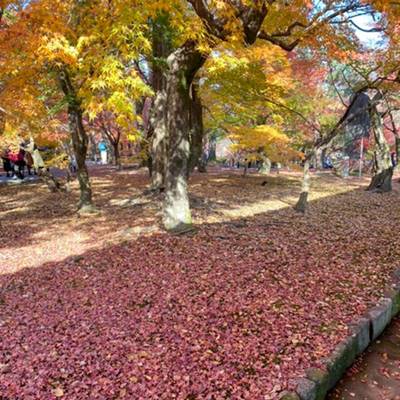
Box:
1 166 400 399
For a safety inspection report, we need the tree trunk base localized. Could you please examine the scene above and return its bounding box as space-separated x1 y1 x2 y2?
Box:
147 185 165 195
367 167 393 193
259 167 271 175
294 192 308 213
78 204 100 216
198 163 207 173
168 223 196 235
163 191 192 232
38 170 68 193
259 158 271 175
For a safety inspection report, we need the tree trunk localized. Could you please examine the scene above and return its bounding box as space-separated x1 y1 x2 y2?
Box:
294 157 311 213
162 42 206 232
58 69 95 213
259 156 271 174
151 89 168 190
88 132 97 162
38 169 68 193
149 15 171 191
367 105 393 192
314 147 324 170
395 136 400 169
188 81 205 175
208 134 217 162
70 108 94 211
198 156 207 173
113 142 121 170
0 110 5 135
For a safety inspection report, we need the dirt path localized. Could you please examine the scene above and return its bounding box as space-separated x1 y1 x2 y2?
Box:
328 316 400 400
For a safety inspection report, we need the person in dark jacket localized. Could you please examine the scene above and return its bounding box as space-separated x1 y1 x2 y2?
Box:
1 148 13 177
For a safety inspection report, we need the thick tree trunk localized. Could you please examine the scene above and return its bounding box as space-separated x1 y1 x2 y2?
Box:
294 157 311 213
150 16 171 191
162 42 206 231
58 69 95 213
151 89 168 190
367 105 393 192
188 82 204 175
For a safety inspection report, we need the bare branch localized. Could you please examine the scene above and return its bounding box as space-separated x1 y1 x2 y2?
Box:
349 19 383 32
259 2 371 52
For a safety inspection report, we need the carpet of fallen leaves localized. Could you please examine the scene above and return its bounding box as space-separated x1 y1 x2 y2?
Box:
1 166 400 399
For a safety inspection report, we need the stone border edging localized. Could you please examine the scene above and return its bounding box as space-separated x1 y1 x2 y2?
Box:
279 268 400 400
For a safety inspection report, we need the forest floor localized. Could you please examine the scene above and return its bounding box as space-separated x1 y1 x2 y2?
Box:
1 166 400 399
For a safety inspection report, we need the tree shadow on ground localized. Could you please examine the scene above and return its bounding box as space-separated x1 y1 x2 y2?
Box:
1 179 400 399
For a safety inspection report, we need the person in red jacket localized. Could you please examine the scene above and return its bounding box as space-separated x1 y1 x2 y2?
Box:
11 147 26 179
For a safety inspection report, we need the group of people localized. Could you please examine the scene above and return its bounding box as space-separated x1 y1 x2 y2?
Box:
1 139 44 180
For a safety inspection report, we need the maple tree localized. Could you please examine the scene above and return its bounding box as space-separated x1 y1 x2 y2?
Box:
0 0 150 212
144 0 396 231
200 41 298 172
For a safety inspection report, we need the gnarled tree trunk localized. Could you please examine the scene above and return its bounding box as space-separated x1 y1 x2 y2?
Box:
367 105 393 192
162 42 206 231
58 69 95 213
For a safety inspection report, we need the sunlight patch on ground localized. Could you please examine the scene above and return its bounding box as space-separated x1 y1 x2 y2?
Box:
199 176 365 224
0 229 94 273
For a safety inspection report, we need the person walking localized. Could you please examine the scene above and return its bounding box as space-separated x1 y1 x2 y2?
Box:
98 140 108 165
15 147 26 179
25 138 45 173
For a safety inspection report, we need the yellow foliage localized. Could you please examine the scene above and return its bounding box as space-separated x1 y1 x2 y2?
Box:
230 125 300 163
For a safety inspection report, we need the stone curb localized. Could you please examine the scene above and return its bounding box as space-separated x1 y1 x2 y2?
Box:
279 268 400 400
